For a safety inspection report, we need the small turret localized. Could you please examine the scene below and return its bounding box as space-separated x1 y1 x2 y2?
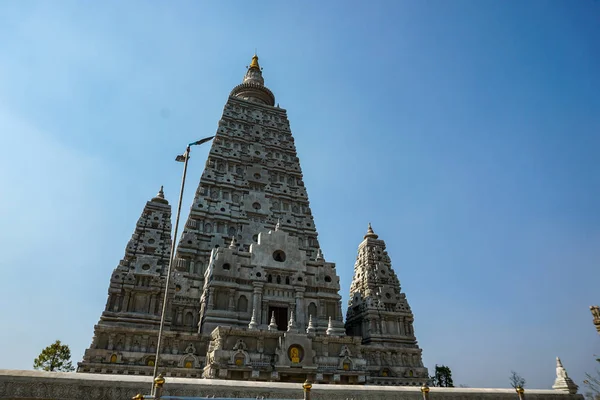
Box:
268 312 278 331
306 315 316 336
248 307 258 330
287 311 298 333
552 357 578 394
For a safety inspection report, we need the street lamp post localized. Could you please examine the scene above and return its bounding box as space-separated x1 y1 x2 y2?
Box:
151 136 214 394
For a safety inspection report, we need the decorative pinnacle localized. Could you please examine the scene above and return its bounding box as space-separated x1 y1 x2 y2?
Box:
268 311 278 331
151 185 169 204
315 248 323 261
287 311 297 332
229 236 237 249
248 307 259 330
306 314 316 335
363 222 379 240
326 316 335 336
553 357 578 394
275 219 281 231
249 54 260 70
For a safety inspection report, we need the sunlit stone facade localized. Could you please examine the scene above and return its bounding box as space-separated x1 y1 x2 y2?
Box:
78 55 427 385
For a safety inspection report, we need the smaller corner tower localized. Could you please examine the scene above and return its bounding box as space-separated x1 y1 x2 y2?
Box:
345 224 428 385
78 187 174 373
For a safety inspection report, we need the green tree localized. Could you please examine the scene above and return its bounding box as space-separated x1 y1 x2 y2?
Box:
509 370 526 389
583 357 600 400
33 340 75 372
430 364 454 387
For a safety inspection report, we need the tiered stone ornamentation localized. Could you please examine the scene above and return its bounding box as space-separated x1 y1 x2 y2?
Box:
345 223 428 385
79 55 425 386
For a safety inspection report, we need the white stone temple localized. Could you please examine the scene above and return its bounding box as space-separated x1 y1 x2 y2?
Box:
77 54 428 385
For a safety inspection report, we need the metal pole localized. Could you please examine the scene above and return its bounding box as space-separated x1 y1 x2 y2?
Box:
151 146 191 394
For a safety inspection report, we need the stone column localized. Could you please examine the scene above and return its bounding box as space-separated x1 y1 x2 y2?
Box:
295 288 306 330
207 288 215 310
149 294 157 315
262 302 268 325
122 290 131 312
228 289 236 311
112 294 121 312
252 282 264 324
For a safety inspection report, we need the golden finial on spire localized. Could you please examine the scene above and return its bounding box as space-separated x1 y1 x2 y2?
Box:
249 53 260 70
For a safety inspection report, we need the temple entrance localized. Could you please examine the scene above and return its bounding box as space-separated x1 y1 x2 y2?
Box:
268 306 288 331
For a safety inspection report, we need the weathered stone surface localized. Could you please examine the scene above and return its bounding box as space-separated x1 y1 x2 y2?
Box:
0 370 584 400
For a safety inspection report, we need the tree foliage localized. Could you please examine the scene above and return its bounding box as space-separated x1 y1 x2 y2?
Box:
430 364 454 387
583 357 600 400
509 370 526 389
33 340 75 372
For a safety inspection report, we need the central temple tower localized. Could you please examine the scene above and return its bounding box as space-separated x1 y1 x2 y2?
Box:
170 54 345 337
79 55 427 386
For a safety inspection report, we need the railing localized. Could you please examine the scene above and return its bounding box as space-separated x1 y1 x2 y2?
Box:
133 376 313 400
133 376 528 400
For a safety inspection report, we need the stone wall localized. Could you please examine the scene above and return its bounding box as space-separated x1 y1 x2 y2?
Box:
0 370 583 400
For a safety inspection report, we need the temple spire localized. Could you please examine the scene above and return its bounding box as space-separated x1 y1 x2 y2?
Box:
249 53 260 70
243 53 264 85
363 222 379 240
152 185 168 204
231 53 275 106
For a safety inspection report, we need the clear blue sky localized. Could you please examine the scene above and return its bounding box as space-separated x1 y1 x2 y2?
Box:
0 0 598 390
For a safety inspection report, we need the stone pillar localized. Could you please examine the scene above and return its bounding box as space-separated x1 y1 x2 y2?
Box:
262 302 268 325
252 282 264 324
228 289 236 311
207 288 215 310
122 291 131 312
149 295 157 315
112 294 121 312
157 297 164 319
295 288 306 330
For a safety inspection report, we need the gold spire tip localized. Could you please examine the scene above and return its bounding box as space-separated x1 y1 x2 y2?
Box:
249 53 260 69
